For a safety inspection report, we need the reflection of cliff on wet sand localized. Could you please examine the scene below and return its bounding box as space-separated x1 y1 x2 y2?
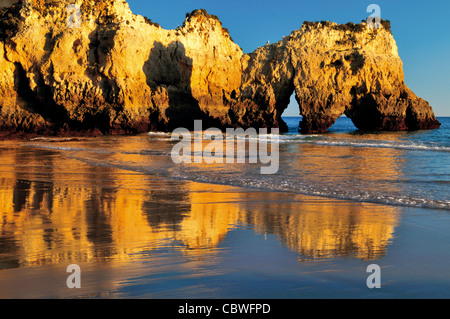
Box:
241 194 399 260
181 183 400 261
0 141 400 271
0 143 191 267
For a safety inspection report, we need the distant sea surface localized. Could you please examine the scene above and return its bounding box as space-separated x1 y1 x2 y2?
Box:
0 117 449 298
280 117 450 209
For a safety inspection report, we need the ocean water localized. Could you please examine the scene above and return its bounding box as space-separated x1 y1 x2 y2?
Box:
0 116 449 299
280 117 450 209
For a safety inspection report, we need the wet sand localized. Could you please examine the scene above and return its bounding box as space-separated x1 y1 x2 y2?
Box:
0 140 449 299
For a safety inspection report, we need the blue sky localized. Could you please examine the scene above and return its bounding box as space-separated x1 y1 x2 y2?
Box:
127 0 450 116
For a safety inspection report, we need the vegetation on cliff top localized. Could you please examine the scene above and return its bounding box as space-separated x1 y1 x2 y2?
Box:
143 16 160 28
303 19 392 34
184 9 233 41
185 9 221 23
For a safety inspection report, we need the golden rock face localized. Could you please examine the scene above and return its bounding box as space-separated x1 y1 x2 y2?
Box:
0 1 440 135
239 22 440 133
0 2 244 133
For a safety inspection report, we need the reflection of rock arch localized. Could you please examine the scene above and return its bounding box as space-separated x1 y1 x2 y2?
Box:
256 200 399 261
180 183 401 261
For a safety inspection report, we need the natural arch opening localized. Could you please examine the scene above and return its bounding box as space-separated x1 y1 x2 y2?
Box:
280 93 301 133
327 114 358 133
279 93 358 134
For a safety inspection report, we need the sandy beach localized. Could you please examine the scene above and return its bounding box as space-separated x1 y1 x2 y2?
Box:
0 134 449 299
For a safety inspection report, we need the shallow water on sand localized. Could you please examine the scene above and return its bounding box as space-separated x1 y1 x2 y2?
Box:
0 118 449 298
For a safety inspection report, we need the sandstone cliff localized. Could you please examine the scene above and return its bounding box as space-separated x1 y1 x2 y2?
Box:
240 21 441 133
0 0 441 136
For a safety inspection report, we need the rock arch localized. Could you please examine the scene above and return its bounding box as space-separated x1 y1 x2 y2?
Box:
235 22 440 133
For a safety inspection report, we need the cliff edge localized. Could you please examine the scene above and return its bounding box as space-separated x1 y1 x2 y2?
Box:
0 0 441 136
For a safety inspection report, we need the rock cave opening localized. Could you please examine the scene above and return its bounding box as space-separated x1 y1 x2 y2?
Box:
280 93 358 134
281 94 300 118
327 115 358 133
279 93 301 134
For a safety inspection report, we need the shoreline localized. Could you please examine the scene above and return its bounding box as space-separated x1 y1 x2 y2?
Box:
0 117 447 141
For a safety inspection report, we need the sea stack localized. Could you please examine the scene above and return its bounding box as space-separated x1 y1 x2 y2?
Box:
0 0 441 136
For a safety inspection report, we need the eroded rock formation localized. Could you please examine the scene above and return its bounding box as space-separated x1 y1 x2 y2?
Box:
0 0 441 136
238 21 441 133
